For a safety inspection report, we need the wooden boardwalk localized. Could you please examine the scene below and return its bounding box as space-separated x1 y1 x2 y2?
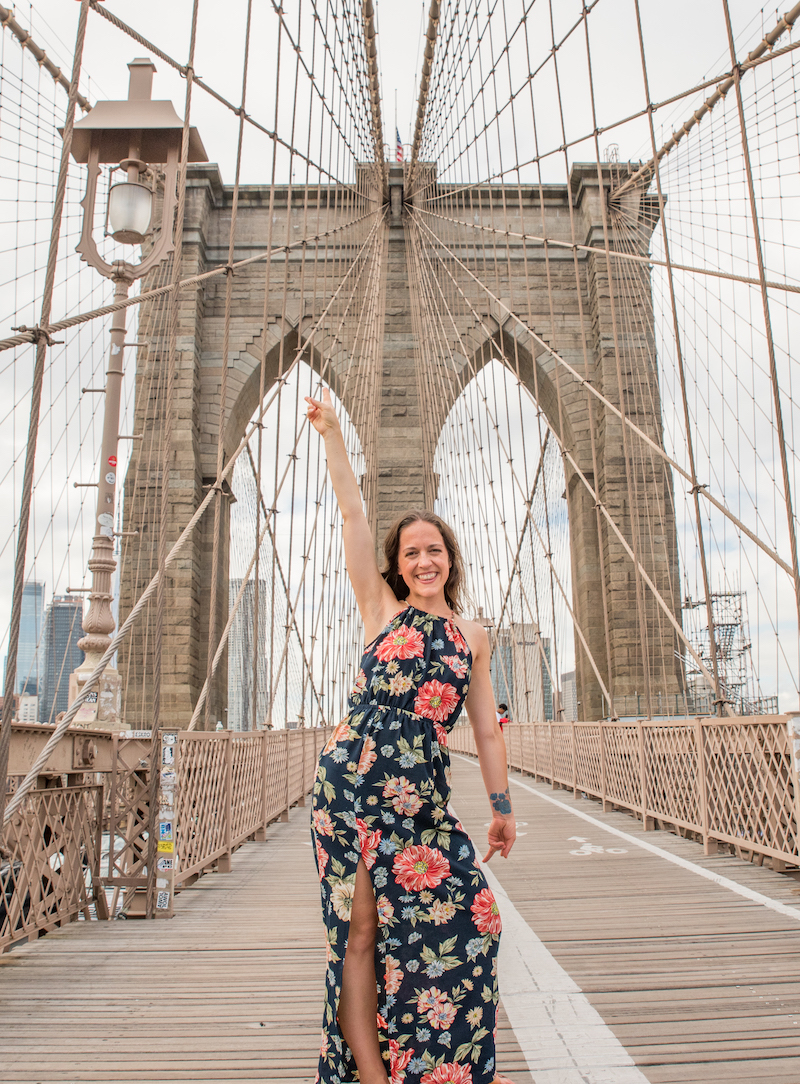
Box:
2 757 800 1083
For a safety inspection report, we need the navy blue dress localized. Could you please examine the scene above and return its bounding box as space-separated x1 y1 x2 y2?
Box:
311 605 501 1084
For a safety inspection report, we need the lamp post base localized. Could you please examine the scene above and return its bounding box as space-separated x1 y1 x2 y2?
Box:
68 653 122 730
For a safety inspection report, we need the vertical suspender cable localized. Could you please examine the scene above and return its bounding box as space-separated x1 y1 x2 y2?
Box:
0 0 91 838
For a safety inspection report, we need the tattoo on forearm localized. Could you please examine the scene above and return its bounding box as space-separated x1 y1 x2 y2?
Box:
490 789 512 814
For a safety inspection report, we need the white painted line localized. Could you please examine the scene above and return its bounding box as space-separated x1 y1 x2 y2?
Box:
453 754 800 923
482 863 652 1084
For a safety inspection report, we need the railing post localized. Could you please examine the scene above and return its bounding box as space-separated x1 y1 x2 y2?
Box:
549 721 555 789
218 730 233 873
695 718 716 855
256 728 268 841
155 726 179 919
298 726 307 807
786 712 800 861
600 724 608 811
93 784 110 921
571 722 577 797
639 722 654 830
281 728 290 822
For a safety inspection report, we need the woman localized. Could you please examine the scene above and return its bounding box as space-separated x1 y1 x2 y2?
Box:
306 388 516 1084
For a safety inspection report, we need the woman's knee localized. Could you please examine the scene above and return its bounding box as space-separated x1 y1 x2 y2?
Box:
346 908 377 956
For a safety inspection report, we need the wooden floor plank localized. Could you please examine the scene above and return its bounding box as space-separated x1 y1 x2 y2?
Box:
1 758 799 1083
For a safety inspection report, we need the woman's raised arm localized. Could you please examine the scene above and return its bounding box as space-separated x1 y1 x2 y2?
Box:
306 388 397 638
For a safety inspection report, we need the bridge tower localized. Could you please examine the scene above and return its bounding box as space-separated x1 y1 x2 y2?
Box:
118 161 683 727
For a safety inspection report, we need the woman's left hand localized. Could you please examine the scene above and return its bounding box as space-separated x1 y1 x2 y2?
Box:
483 814 516 862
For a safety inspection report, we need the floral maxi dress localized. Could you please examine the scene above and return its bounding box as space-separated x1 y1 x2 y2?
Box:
311 605 502 1084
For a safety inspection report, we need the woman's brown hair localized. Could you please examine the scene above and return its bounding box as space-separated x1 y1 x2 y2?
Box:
381 510 466 614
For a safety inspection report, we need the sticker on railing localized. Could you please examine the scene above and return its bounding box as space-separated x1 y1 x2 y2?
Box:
157 840 174 853
157 857 173 871
119 730 152 739
156 890 170 910
568 835 627 856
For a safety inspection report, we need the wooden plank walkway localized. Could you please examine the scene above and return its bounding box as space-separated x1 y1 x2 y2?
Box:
1 756 799 1083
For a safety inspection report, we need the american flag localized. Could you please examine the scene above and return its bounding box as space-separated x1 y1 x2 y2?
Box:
396 128 403 162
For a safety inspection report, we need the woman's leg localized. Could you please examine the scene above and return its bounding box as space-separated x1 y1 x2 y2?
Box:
337 859 389 1084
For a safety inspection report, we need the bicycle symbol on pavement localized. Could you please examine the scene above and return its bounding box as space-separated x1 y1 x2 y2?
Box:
568 835 627 856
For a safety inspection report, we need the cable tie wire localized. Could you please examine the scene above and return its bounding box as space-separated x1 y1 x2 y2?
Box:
11 324 63 346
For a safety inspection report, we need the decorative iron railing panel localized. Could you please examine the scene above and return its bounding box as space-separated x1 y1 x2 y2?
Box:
1 784 105 952
449 718 799 863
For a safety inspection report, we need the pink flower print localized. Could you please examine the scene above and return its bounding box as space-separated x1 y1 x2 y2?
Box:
384 953 403 995
441 654 469 678
414 680 460 722
312 808 334 837
393 845 450 891
433 720 449 748
357 734 377 775
421 1065 473 1084
376 624 425 662
315 839 329 880
444 619 469 655
416 986 448 1014
427 997 457 1030
470 887 502 934
350 668 367 697
382 775 416 801
391 790 423 817
375 893 395 926
389 1038 414 1083
323 718 352 754
355 818 382 869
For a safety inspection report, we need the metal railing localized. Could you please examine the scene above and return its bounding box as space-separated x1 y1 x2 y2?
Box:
2 725 332 950
450 718 800 865
172 727 328 884
1 784 107 952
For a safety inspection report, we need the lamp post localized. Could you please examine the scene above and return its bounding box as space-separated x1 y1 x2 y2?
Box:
66 58 207 728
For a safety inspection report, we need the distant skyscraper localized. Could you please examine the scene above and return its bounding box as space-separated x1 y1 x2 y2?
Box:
16 580 45 695
228 578 269 731
509 622 548 722
541 638 553 720
40 596 84 724
561 671 578 722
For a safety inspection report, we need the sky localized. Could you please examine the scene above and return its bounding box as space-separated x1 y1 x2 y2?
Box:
1 0 798 715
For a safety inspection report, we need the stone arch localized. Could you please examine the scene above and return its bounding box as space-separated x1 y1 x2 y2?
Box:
225 323 355 461
430 327 609 718
432 324 581 458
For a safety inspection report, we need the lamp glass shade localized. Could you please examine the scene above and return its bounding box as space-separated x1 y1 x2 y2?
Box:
108 181 152 244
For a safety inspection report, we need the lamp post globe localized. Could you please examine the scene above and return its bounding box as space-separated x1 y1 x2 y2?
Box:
107 180 152 243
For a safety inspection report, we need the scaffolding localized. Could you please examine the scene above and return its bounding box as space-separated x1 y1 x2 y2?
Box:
683 588 778 716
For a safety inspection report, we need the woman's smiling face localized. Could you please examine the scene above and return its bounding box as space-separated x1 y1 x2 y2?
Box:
397 520 451 604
